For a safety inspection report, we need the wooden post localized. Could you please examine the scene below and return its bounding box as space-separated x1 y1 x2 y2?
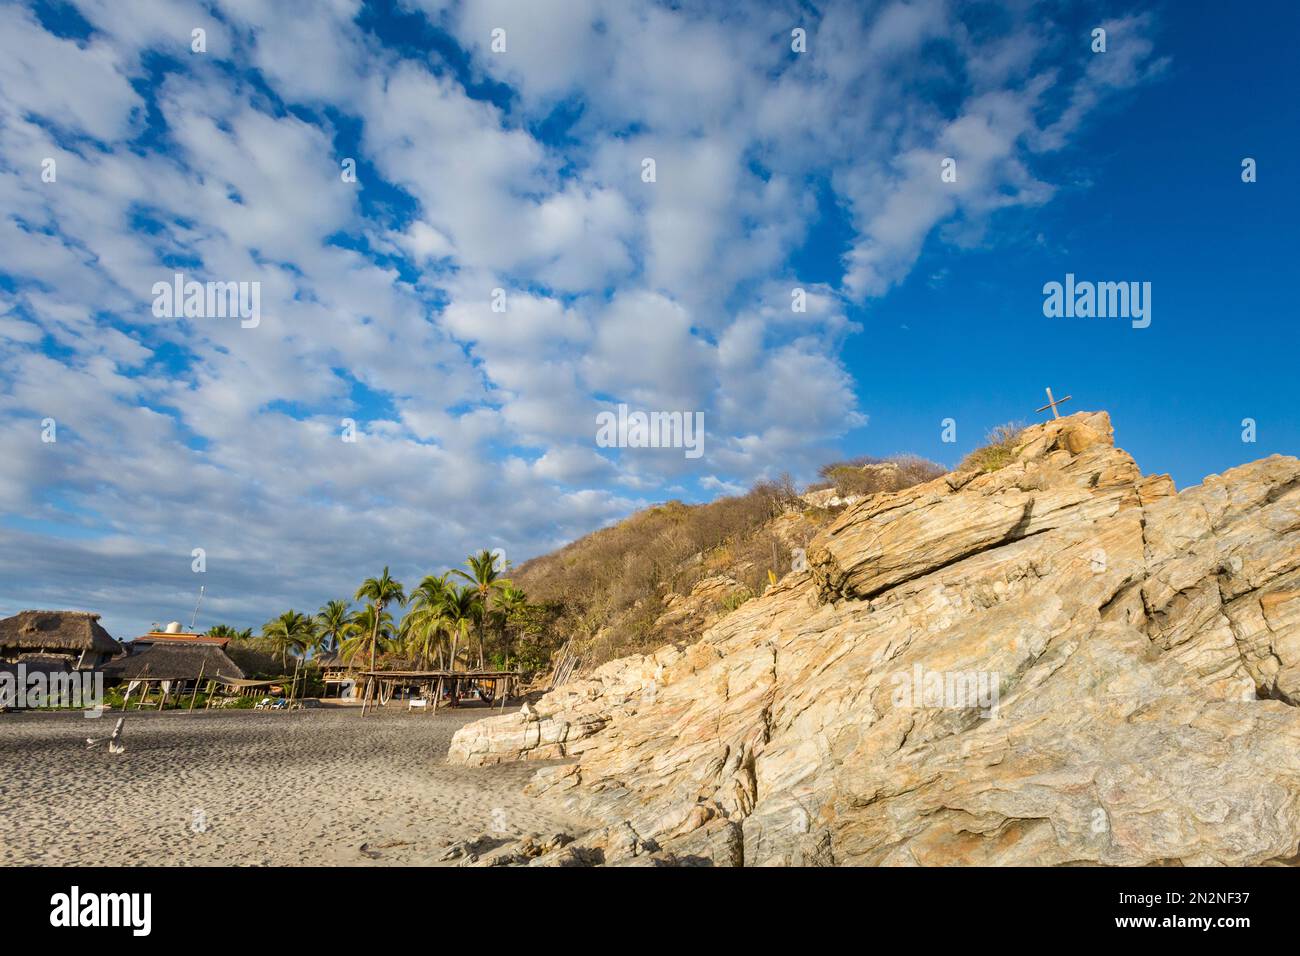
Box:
188 662 206 712
129 665 152 710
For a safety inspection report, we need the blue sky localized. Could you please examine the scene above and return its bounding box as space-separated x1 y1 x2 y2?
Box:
0 0 1295 640
843 0 1300 482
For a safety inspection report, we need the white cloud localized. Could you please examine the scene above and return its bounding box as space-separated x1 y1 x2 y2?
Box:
0 0 1166 635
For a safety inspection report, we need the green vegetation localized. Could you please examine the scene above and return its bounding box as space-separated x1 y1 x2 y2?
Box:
316 599 351 653
719 587 756 612
207 552 550 682
100 685 251 711
260 610 318 669
451 550 512 669
354 567 407 673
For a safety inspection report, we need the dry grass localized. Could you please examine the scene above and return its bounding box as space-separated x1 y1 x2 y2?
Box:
958 422 1027 473
814 454 947 497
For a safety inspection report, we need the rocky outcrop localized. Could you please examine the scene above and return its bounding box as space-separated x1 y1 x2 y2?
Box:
451 412 1300 866
800 487 863 510
801 462 903 509
653 575 751 636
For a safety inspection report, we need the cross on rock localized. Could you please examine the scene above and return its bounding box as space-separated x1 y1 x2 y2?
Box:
1036 387 1072 420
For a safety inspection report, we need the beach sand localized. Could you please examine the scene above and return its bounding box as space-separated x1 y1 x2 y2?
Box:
0 705 586 866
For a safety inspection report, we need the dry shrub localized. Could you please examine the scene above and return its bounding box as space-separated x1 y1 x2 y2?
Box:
514 456 945 668
959 422 1027 473
818 454 947 498
514 478 805 666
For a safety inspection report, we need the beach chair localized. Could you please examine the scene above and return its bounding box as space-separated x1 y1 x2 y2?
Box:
408 697 428 712
254 697 273 710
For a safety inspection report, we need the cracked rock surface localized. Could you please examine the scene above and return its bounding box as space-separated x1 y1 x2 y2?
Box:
450 412 1300 866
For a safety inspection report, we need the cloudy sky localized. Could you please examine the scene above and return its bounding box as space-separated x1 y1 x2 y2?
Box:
1 0 1295 639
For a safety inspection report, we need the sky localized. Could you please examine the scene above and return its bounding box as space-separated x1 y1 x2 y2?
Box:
0 0 1296 640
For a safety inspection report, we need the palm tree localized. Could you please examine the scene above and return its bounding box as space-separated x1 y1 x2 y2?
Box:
296 620 323 662
355 567 407 673
261 610 317 670
452 550 512 668
206 624 240 639
440 585 480 674
401 574 451 669
497 584 527 610
340 605 395 667
493 584 528 666
316 599 352 654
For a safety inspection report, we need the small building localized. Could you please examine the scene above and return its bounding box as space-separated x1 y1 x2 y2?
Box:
0 610 122 669
314 651 360 699
132 620 231 648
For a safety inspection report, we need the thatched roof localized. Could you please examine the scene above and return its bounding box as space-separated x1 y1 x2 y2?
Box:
103 642 244 681
0 610 122 655
312 651 354 669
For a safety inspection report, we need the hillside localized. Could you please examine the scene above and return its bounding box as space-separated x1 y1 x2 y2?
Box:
450 411 1300 866
513 457 945 671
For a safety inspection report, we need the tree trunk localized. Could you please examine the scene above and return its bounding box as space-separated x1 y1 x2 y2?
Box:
448 629 460 707
477 596 486 668
369 603 380 674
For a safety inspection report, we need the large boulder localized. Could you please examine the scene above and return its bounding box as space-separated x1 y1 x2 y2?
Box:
451 412 1300 866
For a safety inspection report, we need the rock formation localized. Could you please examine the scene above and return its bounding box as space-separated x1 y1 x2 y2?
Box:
450 412 1300 866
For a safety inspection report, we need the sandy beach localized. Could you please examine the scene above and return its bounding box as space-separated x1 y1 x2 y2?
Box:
0 706 587 866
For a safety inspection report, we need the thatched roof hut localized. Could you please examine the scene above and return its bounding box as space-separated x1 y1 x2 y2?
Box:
103 642 244 682
0 610 122 665
312 651 358 669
